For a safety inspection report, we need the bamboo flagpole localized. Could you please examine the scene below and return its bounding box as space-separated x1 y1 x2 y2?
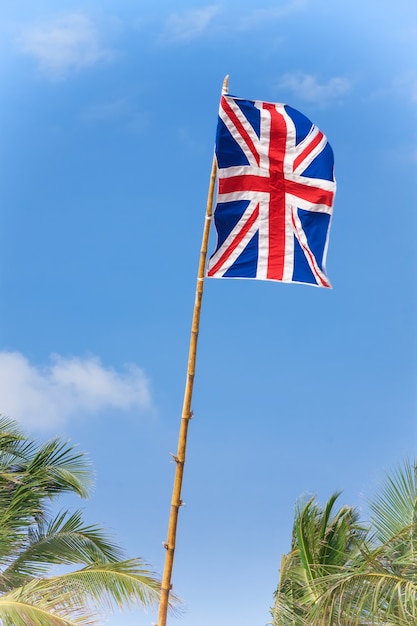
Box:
156 75 229 626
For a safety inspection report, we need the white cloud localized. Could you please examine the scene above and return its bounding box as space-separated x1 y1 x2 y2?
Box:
0 352 152 430
277 73 352 105
18 12 115 80
161 5 221 43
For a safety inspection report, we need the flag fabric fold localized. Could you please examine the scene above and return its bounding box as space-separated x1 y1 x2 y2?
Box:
207 95 336 288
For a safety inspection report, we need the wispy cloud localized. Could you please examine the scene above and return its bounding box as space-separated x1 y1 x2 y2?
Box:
82 97 132 121
0 352 152 430
392 71 417 105
177 127 205 153
161 5 221 43
18 12 116 80
81 97 150 133
237 0 307 29
276 73 352 105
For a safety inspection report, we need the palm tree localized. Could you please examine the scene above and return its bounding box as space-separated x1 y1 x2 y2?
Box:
0 415 167 625
272 492 364 626
305 460 417 626
273 460 417 626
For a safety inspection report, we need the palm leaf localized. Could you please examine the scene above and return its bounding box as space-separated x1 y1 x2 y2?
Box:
294 498 317 585
370 459 417 546
0 417 168 623
23 438 93 499
0 510 125 590
45 559 164 610
0 579 94 626
308 569 417 626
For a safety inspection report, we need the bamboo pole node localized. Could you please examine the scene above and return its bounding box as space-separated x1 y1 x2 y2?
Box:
162 542 169 550
169 453 180 464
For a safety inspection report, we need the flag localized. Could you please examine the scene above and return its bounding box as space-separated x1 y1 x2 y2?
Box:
207 95 336 287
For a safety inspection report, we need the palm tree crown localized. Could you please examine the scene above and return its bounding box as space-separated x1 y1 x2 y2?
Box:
272 492 364 626
0 415 165 625
273 460 417 626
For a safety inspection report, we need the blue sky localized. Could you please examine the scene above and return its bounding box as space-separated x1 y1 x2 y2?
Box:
1 1 417 625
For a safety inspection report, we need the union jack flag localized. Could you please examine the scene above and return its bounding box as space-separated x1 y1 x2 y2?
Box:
207 95 336 287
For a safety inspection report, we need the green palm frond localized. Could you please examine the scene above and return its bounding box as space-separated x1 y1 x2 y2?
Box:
38 510 124 563
0 582 94 625
44 559 164 611
0 510 125 590
273 493 369 626
294 498 317 584
0 416 168 624
307 569 417 626
0 416 26 450
0 438 92 530
0 559 172 626
0 435 94 575
370 459 417 545
273 551 316 626
274 460 417 626
23 438 93 499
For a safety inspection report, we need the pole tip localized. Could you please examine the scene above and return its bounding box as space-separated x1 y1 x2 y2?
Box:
222 75 229 95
